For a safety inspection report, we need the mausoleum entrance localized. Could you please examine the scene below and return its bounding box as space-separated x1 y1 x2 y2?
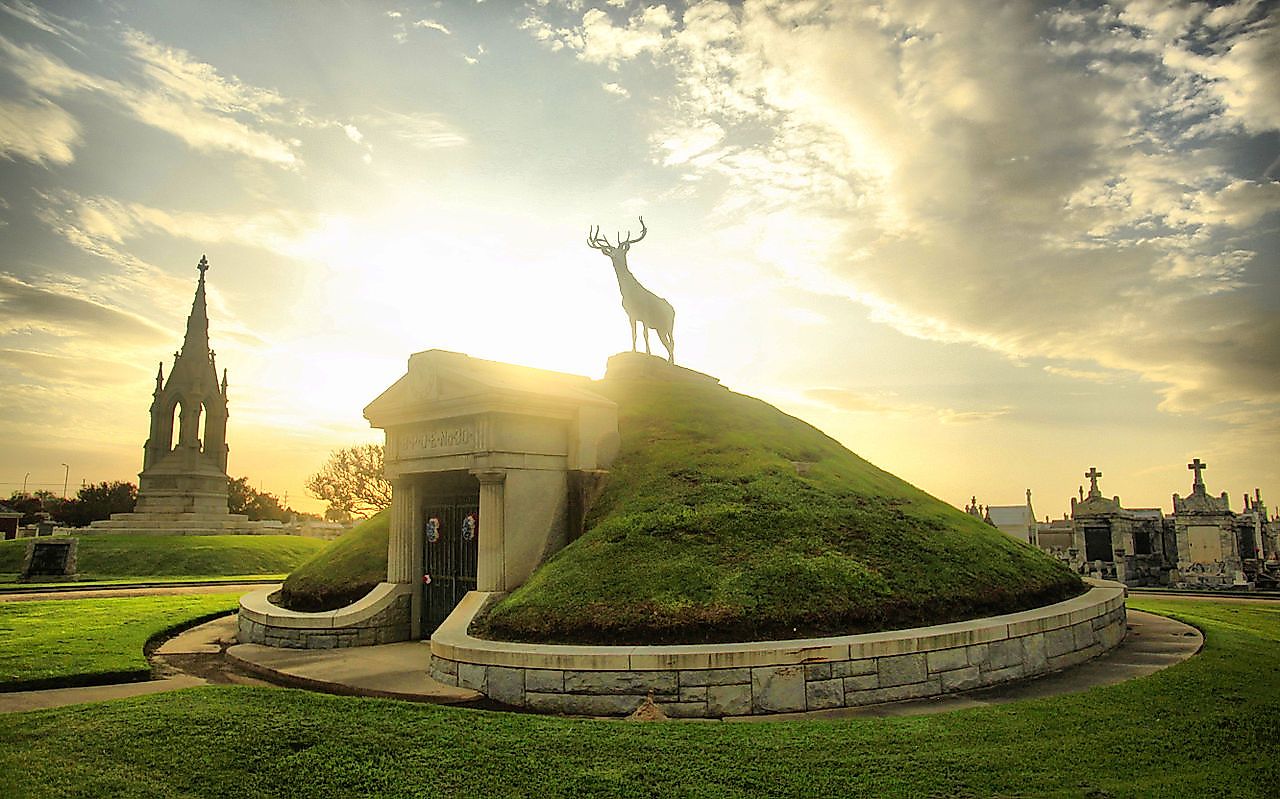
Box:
418 470 480 634
1083 524 1114 563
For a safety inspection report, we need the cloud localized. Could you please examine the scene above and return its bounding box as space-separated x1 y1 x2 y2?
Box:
0 96 80 165
544 4 675 68
0 347 143 385
0 274 167 342
0 29 300 166
412 19 451 35
806 388 1010 425
363 110 468 150
601 81 629 98
524 0 1280 436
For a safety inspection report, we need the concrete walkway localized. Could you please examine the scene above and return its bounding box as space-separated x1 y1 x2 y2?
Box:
2 606 1201 719
0 583 271 603
226 642 481 704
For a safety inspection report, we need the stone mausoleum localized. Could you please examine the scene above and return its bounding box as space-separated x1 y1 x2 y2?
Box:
1030 461 1280 589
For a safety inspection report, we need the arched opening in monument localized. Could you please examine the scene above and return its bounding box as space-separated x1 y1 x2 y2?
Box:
159 398 178 452
200 399 215 454
185 400 202 451
419 470 481 636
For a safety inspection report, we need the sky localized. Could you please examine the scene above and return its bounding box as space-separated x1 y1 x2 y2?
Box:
0 0 1276 519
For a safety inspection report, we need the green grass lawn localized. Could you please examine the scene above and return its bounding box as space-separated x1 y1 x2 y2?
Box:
0 593 242 690
0 597 1275 797
0 535 326 584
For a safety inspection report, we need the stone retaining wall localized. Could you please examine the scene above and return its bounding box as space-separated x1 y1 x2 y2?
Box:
429 581 1126 717
237 582 412 649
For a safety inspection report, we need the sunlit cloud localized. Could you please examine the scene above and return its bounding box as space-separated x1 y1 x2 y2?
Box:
0 28 301 166
0 273 167 342
807 388 1011 425
526 0 1280 434
0 96 80 164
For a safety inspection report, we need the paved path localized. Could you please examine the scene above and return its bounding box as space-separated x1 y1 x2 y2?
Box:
0 583 273 603
0 602 1204 719
226 642 481 705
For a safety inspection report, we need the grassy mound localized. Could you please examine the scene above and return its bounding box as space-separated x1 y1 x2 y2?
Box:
478 377 1083 644
0 535 325 583
276 512 389 612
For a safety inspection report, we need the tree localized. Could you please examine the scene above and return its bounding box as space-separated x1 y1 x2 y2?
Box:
55 481 137 526
305 444 392 520
6 491 54 526
228 477 292 522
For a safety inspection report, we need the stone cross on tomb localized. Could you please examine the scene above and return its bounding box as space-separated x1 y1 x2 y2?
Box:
1188 458 1207 491
1085 467 1102 497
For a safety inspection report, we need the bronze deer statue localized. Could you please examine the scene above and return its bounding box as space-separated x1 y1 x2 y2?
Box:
587 216 676 364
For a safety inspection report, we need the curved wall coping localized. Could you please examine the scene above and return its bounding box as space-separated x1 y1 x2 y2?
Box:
432 580 1125 671
239 582 412 630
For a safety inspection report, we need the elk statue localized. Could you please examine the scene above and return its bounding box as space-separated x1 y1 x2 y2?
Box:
587 216 676 364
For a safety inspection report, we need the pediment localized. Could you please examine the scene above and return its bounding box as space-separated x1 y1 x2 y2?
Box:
1074 495 1120 516
365 349 613 427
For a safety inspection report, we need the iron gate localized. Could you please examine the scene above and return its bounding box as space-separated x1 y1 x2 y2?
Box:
422 495 479 634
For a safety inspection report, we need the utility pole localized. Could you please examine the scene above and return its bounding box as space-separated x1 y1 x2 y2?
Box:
60 463 69 499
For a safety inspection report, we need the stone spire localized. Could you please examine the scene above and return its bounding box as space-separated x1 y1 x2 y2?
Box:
180 255 212 363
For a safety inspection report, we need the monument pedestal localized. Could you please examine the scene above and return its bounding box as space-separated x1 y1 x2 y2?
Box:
88 511 281 536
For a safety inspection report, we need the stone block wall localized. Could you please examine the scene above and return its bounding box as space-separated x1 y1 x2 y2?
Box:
236 583 412 650
429 582 1126 718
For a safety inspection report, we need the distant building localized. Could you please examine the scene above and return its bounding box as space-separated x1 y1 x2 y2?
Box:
974 460 1279 589
983 489 1037 546
0 503 20 540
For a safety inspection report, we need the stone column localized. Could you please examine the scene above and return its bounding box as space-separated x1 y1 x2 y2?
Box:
387 478 419 584
474 470 507 591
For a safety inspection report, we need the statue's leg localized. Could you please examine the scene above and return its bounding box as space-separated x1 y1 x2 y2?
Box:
643 326 652 354
630 319 638 351
662 330 675 364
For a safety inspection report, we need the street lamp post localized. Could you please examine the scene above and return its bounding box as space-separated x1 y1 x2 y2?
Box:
23 473 29 494
60 463 69 499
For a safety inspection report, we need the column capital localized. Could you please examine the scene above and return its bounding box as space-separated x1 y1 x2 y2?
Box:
472 468 507 486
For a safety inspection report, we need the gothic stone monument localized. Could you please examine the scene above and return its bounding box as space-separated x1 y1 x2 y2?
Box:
364 350 620 637
92 257 273 535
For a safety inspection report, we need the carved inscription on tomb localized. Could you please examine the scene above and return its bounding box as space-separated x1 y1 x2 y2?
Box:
394 422 480 458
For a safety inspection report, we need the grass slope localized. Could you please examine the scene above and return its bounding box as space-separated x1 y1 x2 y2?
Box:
0 534 325 583
0 593 242 690
277 512 389 611
481 378 1082 643
0 598 1276 798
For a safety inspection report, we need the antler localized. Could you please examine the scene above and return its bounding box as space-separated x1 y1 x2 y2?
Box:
587 225 614 251
618 216 646 247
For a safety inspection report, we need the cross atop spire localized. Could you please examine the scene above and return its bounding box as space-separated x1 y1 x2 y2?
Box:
1085 466 1102 498
197 254 209 278
1188 457 1207 494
